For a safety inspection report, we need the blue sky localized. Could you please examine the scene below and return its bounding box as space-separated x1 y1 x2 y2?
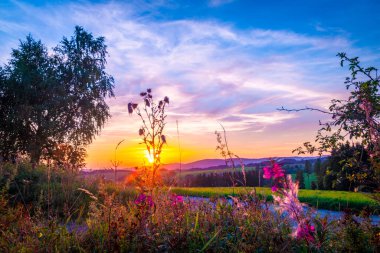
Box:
0 0 379 168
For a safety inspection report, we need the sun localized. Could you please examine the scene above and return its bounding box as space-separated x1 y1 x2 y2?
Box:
144 150 154 164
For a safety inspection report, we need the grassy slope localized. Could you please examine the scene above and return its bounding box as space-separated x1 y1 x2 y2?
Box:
171 187 379 212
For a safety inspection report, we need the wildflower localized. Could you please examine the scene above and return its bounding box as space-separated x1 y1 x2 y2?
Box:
263 166 272 179
294 220 315 242
263 163 284 180
135 193 154 208
229 195 244 208
267 167 316 246
272 163 285 178
161 135 167 144
128 103 138 114
170 194 184 206
273 175 303 220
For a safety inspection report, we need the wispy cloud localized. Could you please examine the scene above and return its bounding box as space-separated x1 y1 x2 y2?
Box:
208 0 235 7
0 1 376 167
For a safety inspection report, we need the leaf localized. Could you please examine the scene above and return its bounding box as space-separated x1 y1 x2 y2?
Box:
200 229 222 252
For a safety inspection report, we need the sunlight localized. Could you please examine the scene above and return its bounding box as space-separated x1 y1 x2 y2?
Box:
144 150 154 164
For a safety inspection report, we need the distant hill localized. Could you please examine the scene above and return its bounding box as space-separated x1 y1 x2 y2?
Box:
161 156 327 171
80 156 328 183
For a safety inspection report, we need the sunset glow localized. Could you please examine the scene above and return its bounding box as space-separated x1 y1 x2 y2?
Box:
1 1 379 169
144 150 154 164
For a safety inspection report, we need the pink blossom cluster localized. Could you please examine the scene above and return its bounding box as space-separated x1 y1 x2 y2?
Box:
263 162 285 192
272 175 303 220
294 220 315 243
134 193 154 208
170 194 184 207
263 165 315 244
263 163 285 179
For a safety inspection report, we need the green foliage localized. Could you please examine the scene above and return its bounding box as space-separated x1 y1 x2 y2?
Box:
0 166 379 252
0 26 114 167
321 142 376 191
288 54 380 189
0 161 94 218
290 172 317 189
296 169 306 189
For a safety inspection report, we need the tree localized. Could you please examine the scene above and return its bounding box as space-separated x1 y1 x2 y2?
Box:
49 143 87 172
323 142 375 191
296 169 305 189
304 160 312 185
0 26 114 167
280 54 380 190
313 158 324 190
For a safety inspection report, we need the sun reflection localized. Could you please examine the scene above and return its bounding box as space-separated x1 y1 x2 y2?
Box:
144 150 154 164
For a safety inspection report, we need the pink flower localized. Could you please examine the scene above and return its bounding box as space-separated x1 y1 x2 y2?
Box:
273 175 303 220
294 221 315 242
272 163 285 178
263 163 285 180
263 166 272 179
170 194 184 206
135 193 154 208
271 185 278 192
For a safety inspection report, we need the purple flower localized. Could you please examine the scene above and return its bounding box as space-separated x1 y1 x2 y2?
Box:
135 193 154 208
170 194 184 206
263 163 285 180
294 220 315 242
272 163 285 179
271 185 278 192
263 166 272 179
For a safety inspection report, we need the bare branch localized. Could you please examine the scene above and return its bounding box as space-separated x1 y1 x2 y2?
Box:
277 106 334 115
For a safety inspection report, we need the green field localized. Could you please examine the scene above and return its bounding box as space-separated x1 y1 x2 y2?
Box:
171 187 380 212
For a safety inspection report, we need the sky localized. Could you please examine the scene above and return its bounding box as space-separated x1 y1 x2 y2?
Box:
0 0 379 169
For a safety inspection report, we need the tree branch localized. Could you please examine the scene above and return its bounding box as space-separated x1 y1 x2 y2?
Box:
277 106 334 115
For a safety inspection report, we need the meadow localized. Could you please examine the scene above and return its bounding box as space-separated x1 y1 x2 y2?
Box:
1 161 380 252
172 187 379 212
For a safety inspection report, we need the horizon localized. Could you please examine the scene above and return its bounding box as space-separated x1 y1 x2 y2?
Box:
1 0 379 169
84 155 327 171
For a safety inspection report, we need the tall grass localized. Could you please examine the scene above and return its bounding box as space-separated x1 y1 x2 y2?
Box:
1 162 379 252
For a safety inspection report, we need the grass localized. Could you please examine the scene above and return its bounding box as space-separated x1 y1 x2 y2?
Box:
171 187 380 212
2 162 379 252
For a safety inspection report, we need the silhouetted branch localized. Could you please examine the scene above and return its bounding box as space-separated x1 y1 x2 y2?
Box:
277 106 334 115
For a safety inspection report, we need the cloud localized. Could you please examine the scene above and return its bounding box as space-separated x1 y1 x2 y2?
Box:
1 1 376 166
208 0 235 7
